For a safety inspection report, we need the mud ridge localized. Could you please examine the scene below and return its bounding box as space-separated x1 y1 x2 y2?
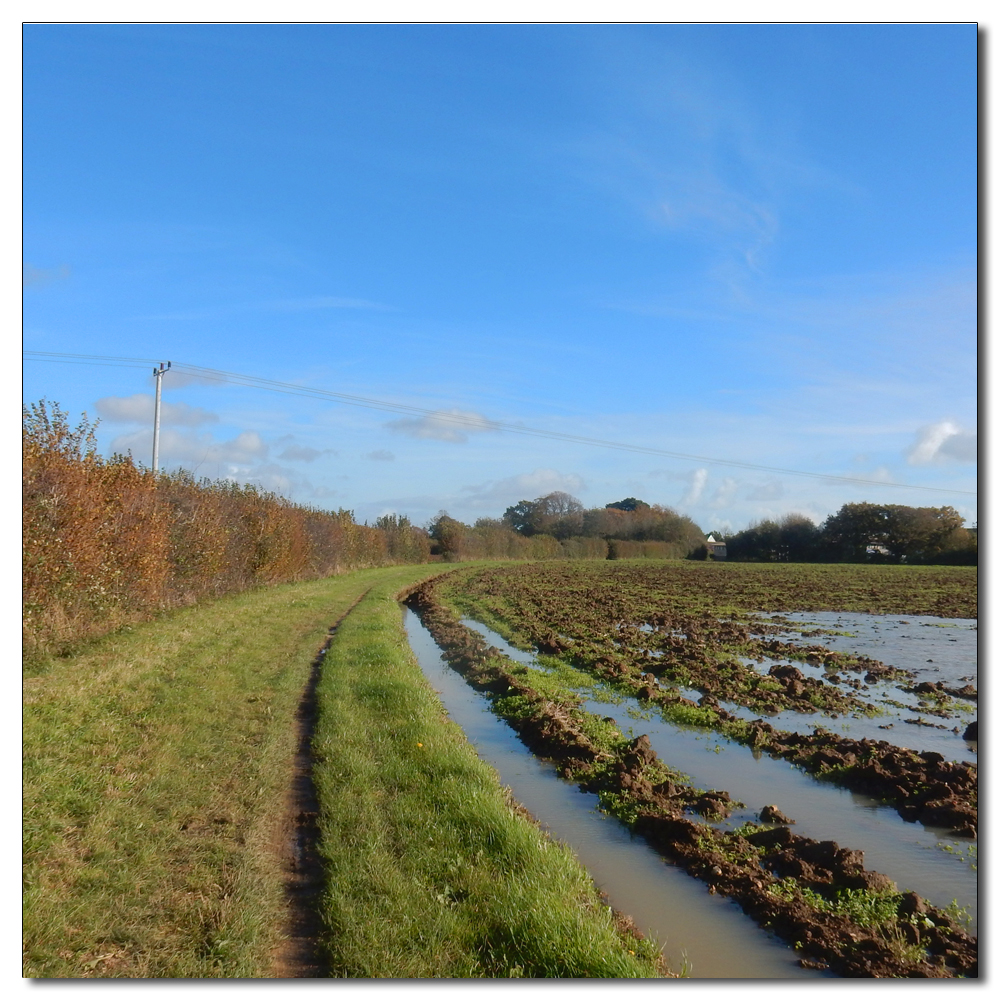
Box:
558 650 977 837
405 578 977 979
271 593 370 978
731 720 977 837
449 592 977 836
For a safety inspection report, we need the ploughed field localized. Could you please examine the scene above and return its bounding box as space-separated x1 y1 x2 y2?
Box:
407 561 977 978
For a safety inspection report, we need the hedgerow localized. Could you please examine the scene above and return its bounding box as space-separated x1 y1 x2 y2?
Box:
23 400 430 661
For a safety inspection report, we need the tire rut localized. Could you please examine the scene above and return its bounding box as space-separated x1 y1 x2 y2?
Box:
271 591 371 978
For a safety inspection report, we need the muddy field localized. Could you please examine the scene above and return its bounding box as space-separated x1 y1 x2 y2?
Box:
405 562 977 978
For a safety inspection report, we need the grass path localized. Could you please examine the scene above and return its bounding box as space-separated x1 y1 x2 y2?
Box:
312 578 663 978
24 564 664 979
23 566 444 978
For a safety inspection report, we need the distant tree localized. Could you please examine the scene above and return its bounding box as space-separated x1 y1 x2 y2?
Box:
427 511 467 558
502 492 584 539
727 514 821 562
472 516 504 531
932 525 978 565
882 505 964 562
581 506 626 538
778 514 823 561
727 519 782 561
501 499 544 536
472 517 522 559
822 503 890 561
374 513 431 563
821 503 965 563
606 497 649 512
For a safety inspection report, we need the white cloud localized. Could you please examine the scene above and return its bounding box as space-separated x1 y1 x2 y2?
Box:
246 463 343 500
907 421 978 465
247 464 295 495
680 467 708 505
386 408 499 443
461 468 586 511
364 450 396 461
96 393 218 427
110 428 267 468
746 480 784 501
709 477 739 509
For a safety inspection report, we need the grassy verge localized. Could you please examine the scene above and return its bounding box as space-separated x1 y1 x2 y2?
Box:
25 561 663 978
23 564 444 978
312 580 665 977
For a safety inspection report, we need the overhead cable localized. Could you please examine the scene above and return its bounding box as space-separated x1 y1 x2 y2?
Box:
23 350 977 497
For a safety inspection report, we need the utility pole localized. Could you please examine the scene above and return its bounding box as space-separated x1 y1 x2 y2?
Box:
151 361 171 472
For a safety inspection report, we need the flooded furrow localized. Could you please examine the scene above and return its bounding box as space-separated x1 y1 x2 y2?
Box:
403 606 830 979
460 616 978 933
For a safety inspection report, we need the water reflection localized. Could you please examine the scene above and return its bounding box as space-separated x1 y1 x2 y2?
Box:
404 607 828 979
459 615 977 932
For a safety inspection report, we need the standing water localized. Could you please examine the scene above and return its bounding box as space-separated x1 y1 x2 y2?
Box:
458 615 978 933
756 612 978 762
403 606 831 979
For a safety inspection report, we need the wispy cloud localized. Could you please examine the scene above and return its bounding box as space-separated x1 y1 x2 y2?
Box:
386 408 500 443
680 467 708 505
267 295 393 312
461 468 586 510
709 477 738 509
866 466 896 484
277 444 335 463
110 428 267 469
746 479 784 501
23 262 70 288
364 449 396 461
569 38 821 296
659 178 779 275
96 393 218 427
245 463 344 500
907 421 977 465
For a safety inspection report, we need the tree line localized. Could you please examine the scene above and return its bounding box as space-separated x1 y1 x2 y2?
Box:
428 492 707 561
719 504 976 565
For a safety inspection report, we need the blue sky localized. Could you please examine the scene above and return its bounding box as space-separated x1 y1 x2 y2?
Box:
23 23 978 532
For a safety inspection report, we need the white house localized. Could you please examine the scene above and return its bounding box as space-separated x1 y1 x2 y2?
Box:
705 534 727 559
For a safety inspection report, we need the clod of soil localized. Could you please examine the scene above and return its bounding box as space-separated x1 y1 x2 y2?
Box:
760 804 794 825
404 578 977 979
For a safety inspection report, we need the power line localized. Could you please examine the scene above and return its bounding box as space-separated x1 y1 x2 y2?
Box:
23 350 977 497
24 357 152 371
25 351 165 365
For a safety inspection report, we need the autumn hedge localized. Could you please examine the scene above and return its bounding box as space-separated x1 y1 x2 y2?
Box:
22 401 430 661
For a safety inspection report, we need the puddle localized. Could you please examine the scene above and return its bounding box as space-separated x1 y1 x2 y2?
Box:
756 612 978 763
404 607 830 978
458 616 977 935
